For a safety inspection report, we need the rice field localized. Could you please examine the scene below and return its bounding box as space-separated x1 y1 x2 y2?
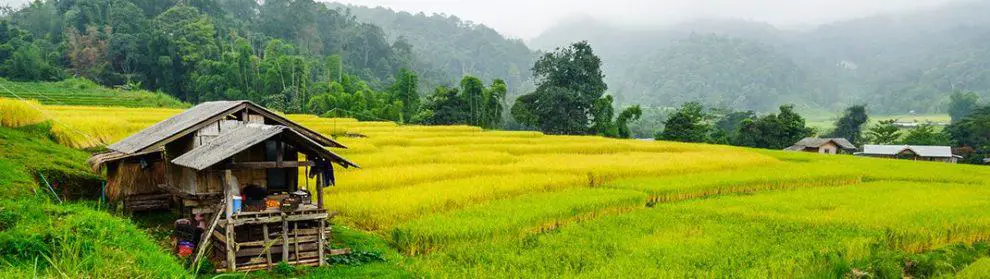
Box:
8 98 990 277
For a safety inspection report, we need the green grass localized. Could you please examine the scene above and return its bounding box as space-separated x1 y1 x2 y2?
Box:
0 124 187 278
956 257 990 278
0 78 188 108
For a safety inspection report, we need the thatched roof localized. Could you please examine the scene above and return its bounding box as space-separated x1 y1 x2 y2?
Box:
786 137 857 150
171 124 357 170
108 101 345 155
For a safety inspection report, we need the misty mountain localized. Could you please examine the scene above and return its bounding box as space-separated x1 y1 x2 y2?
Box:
327 2 538 97
532 0 990 114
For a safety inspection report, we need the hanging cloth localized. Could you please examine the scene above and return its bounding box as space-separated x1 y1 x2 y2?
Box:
308 158 335 187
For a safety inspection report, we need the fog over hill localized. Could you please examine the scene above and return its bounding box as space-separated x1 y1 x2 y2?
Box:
332 0 990 114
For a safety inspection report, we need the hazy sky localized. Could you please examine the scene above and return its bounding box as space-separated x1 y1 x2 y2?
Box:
330 0 958 39
2 0 961 39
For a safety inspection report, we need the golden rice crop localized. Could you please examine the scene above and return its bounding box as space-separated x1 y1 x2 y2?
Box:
17 102 990 277
328 172 588 231
0 98 45 128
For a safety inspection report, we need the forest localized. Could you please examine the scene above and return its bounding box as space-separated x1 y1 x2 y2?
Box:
0 0 536 125
531 1 990 114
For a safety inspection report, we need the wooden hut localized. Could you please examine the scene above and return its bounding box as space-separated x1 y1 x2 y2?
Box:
88 101 357 272
784 137 856 154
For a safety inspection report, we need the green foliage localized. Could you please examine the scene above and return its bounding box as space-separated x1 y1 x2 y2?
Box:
415 76 505 128
733 105 813 149
949 91 981 124
0 125 185 277
332 3 537 97
513 41 612 135
829 105 868 144
0 21 59 81
946 106 990 163
0 78 187 108
900 124 951 145
615 105 642 139
531 2 990 114
389 68 419 123
657 102 711 143
865 119 902 144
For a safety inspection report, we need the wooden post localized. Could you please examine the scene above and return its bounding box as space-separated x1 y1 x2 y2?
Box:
293 222 300 261
281 215 289 262
318 219 326 266
263 224 272 270
225 222 236 272
316 173 324 209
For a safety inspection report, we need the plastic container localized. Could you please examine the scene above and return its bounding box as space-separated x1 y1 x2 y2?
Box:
232 196 243 214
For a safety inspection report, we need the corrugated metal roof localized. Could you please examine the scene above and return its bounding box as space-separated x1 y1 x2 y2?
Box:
106 101 346 155
108 101 246 154
860 145 956 158
171 124 284 170
171 124 358 170
787 137 857 150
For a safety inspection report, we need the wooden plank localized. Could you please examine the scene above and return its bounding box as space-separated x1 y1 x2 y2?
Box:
236 235 318 248
318 219 326 266
293 223 300 260
236 243 319 257
211 231 226 244
262 224 271 270
224 161 314 170
225 223 236 272
226 212 328 226
282 217 289 262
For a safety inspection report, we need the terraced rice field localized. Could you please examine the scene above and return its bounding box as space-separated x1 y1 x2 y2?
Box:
8 98 990 277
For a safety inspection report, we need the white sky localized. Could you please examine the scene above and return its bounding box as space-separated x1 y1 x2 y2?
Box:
1 0 962 39
328 0 959 39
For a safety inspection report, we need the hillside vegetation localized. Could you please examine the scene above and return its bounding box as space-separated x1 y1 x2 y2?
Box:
531 1 990 114
0 78 187 108
0 123 186 277
5 96 990 277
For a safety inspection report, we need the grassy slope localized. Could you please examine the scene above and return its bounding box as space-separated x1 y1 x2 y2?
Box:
0 78 188 108
0 124 187 278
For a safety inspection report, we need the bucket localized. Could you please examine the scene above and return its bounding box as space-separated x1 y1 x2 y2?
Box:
232 196 243 214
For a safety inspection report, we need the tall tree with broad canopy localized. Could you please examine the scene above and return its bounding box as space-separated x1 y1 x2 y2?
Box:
865 119 902 144
657 102 712 143
733 105 813 149
830 105 869 144
949 91 980 124
512 41 608 135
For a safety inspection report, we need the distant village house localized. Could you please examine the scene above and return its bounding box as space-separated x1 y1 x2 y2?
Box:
855 145 961 163
784 137 857 154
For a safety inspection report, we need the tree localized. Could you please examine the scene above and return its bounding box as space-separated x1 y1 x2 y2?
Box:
733 105 813 149
948 92 980 124
512 41 607 134
712 110 756 144
830 105 868 144
946 106 990 163
482 79 507 129
900 124 951 146
389 68 419 123
615 105 643 139
590 95 616 136
865 119 902 144
459 75 485 126
415 85 468 125
657 102 711 143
